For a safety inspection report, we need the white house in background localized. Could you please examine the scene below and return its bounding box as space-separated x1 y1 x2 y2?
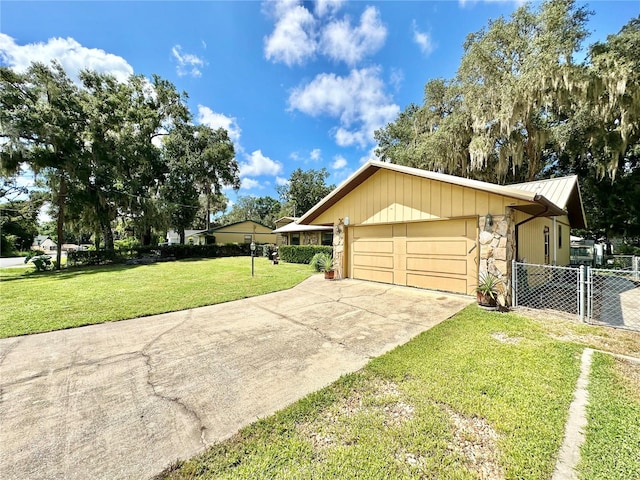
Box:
32 235 57 252
164 229 206 245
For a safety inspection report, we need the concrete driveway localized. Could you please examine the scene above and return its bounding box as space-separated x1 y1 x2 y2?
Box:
0 276 472 480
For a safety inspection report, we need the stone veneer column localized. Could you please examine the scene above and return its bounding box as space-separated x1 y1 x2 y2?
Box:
478 209 515 304
333 219 345 279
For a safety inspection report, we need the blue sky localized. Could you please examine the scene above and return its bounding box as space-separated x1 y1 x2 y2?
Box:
1 0 638 209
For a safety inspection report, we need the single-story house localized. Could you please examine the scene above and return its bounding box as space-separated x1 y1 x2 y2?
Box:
272 216 333 246
297 161 586 302
165 229 208 245
186 220 278 245
32 235 56 252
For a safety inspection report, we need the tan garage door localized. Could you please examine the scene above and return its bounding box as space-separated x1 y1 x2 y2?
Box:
349 219 478 295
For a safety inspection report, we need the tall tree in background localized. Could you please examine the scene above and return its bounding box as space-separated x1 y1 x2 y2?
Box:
377 0 592 183
218 195 281 228
161 124 239 243
0 62 87 268
277 168 334 217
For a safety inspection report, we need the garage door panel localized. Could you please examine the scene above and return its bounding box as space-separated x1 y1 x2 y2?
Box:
407 273 467 293
352 268 394 284
407 219 466 237
406 239 467 256
353 254 394 269
406 257 467 275
352 224 393 239
353 240 394 254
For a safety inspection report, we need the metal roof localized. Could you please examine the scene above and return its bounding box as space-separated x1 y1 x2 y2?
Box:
272 222 334 234
298 160 586 227
509 176 586 228
509 176 577 210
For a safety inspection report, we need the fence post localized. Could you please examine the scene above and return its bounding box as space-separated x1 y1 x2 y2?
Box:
511 259 517 307
579 265 585 322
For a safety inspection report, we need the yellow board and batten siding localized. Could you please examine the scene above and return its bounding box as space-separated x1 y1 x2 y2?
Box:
515 212 571 266
312 169 529 295
313 170 527 226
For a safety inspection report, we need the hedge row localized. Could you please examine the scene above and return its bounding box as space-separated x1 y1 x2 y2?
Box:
67 243 253 266
278 245 333 264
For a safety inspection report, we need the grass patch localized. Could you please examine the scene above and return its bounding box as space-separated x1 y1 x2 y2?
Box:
0 257 312 338
159 307 585 480
578 352 640 480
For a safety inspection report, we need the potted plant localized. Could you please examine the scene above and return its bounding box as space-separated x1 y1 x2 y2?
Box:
312 252 335 279
475 272 502 309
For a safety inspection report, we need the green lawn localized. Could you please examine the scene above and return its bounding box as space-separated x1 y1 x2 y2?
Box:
159 308 590 480
0 257 312 338
578 352 640 480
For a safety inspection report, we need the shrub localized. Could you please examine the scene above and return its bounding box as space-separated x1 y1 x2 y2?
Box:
24 251 53 271
279 245 333 264
311 252 334 272
67 250 119 266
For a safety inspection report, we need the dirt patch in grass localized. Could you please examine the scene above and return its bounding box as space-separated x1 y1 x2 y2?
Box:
298 378 415 450
514 307 640 358
491 332 523 344
442 404 505 480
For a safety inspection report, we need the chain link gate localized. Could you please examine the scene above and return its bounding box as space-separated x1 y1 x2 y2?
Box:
512 260 640 332
588 268 640 331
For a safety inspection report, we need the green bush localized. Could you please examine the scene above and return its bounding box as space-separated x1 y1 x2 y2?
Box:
67 243 256 266
24 251 53 271
67 250 119 266
279 245 333 264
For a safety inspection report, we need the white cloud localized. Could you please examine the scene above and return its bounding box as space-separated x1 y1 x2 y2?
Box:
240 177 261 190
276 176 289 186
389 67 404 92
239 150 283 177
0 34 133 82
288 67 400 148
171 45 206 77
332 155 347 169
197 105 242 143
320 6 387 66
310 148 322 161
412 21 434 56
264 2 317 66
315 0 344 17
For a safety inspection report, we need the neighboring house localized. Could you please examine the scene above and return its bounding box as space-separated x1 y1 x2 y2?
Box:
32 235 57 252
165 229 206 245
187 221 278 245
298 161 586 301
272 216 333 246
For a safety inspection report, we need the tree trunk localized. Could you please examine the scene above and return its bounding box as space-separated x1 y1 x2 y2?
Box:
142 227 152 246
179 228 185 245
206 195 211 231
55 173 66 270
102 222 114 251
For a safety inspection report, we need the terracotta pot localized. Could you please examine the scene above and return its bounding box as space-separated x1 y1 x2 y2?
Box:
476 292 496 307
324 270 335 280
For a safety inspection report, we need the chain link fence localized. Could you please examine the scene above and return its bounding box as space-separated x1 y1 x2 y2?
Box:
512 260 640 332
513 263 581 316
588 268 640 331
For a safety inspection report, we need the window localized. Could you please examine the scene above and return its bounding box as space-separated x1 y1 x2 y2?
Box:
244 235 252 244
321 232 333 246
291 233 300 245
544 226 550 264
